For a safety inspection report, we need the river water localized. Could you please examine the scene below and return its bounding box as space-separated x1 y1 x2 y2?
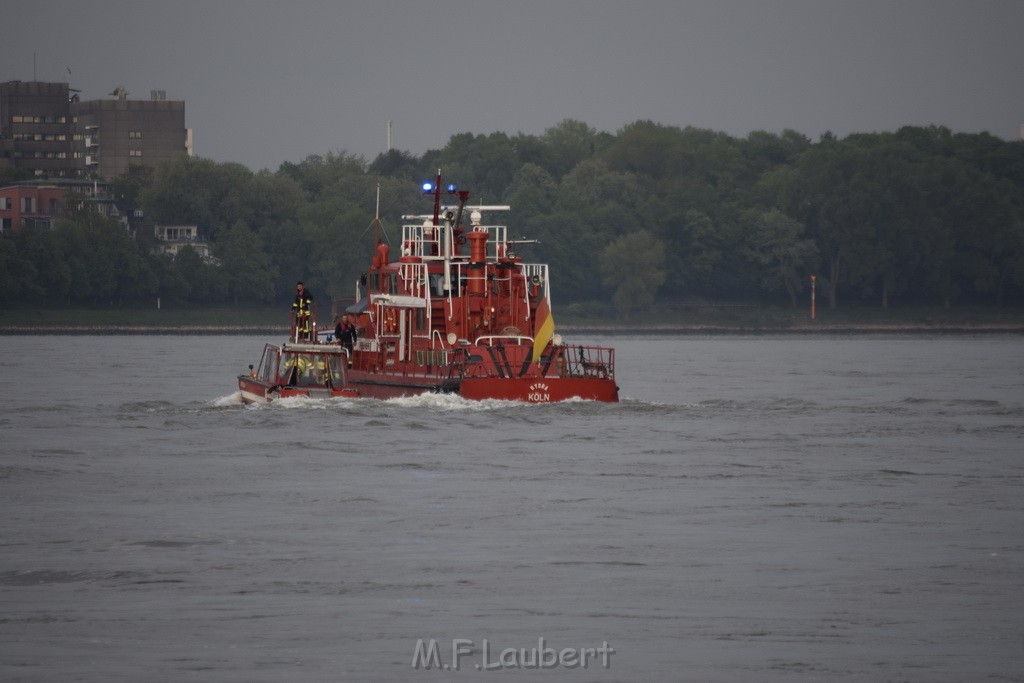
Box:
1 333 1022 682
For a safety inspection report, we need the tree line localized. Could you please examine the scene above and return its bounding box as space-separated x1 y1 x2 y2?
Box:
2 120 1023 312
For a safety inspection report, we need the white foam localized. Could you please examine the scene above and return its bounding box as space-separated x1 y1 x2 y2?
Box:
212 391 245 406
384 392 518 411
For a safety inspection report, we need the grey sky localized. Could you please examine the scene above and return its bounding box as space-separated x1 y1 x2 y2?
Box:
6 0 1023 171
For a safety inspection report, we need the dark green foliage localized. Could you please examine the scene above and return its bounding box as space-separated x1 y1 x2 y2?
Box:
2 122 1022 310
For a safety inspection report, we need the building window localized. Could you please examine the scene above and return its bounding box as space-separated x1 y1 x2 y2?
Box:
0 197 11 210
129 131 142 139
21 197 36 213
130 149 142 157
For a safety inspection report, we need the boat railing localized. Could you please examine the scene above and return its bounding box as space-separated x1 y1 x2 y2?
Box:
401 221 510 261
289 303 319 343
559 345 615 379
519 264 549 319
443 343 614 381
474 335 533 347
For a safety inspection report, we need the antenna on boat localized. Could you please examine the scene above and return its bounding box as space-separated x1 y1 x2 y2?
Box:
360 184 391 245
425 170 471 225
374 184 381 245
431 169 442 225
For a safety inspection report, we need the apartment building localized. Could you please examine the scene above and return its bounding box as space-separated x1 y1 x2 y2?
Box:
0 80 192 180
0 81 75 177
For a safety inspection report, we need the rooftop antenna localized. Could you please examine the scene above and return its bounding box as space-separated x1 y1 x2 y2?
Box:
387 121 393 152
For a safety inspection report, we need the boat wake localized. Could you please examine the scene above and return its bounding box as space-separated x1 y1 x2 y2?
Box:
215 390 622 413
386 392 516 411
212 391 245 406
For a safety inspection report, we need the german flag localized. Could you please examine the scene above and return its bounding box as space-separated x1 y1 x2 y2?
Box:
531 296 554 363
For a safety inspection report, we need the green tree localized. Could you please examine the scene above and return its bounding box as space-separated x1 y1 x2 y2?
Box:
539 119 606 179
142 157 267 242
505 163 559 228
739 129 812 183
217 220 278 304
662 209 720 295
147 253 191 304
142 157 222 234
599 230 666 319
786 142 881 308
167 246 223 304
0 236 41 302
430 132 519 202
744 209 818 306
277 152 367 201
368 149 421 181
111 164 155 206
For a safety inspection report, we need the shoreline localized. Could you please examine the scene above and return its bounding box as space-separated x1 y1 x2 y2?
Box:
2 323 1024 336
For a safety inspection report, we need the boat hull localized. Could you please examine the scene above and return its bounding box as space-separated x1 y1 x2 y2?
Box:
237 375 358 403
459 376 618 402
237 372 618 404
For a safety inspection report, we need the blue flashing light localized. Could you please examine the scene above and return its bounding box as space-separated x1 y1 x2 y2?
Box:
446 183 458 193
421 181 434 193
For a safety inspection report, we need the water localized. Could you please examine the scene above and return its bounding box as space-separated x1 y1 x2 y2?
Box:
2 334 1023 682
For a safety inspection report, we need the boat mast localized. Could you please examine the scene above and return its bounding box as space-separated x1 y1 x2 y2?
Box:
373 184 381 246
431 170 442 225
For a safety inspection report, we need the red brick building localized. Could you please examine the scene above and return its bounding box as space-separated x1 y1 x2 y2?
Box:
0 184 65 233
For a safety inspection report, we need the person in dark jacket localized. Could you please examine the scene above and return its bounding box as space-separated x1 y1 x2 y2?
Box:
292 281 314 341
334 314 357 360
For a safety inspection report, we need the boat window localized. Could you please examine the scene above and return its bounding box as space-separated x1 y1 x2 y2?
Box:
430 273 445 297
388 273 398 294
259 347 280 382
279 353 301 385
277 353 323 385
443 271 461 297
327 355 345 382
293 355 325 386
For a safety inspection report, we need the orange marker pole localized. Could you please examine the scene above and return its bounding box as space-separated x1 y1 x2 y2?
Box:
810 275 816 320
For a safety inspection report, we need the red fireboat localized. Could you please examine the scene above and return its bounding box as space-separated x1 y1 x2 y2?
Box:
237 173 619 403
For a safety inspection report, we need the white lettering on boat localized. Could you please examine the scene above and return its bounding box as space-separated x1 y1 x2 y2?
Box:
527 382 551 403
